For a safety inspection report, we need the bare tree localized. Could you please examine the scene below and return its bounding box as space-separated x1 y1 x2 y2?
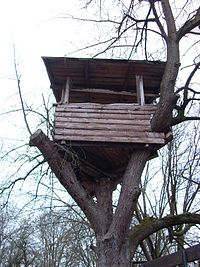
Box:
29 1 200 266
0 1 199 267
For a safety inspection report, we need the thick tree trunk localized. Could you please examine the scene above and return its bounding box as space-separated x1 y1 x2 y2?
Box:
96 238 131 267
30 130 150 266
93 151 150 267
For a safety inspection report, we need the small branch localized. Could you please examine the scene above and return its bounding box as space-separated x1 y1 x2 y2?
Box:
58 14 120 25
13 45 32 136
177 7 200 41
171 116 200 126
183 61 200 102
149 0 168 41
126 14 156 23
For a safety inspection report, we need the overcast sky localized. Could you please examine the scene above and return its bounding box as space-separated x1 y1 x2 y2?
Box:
0 1 91 140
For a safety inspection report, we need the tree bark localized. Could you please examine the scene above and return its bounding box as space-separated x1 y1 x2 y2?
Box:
94 150 150 267
30 130 151 266
29 129 106 233
151 0 180 132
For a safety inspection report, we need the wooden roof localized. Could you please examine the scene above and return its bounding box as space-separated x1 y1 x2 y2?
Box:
42 57 166 103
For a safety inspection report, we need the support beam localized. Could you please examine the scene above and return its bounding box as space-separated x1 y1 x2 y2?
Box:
61 77 70 104
136 75 145 106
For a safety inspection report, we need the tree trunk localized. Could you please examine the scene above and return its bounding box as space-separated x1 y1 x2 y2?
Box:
96 238 131 267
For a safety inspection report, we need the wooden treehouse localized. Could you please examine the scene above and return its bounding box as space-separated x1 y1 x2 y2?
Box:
43 57 172 190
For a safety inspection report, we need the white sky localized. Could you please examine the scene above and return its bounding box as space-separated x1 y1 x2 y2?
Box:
0 0 91 139
0 0 199 210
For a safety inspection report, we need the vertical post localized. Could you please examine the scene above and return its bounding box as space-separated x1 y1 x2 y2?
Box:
136 75 145 106
61 77 70 104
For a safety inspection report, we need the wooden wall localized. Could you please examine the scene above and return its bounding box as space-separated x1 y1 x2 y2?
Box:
54 103 166 146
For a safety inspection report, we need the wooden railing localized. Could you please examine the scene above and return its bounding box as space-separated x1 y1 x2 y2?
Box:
54 103 168 146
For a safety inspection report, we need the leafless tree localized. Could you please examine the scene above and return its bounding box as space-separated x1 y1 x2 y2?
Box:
0 1 200 266
29 1 200 266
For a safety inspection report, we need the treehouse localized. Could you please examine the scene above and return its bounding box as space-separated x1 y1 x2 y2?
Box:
42 57 172 183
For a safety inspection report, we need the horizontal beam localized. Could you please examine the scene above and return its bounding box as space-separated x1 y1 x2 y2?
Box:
142 244 200 267
54 134 165 144
56 103 157 111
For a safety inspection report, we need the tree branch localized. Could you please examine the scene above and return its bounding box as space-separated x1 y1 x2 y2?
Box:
13 45 32 136
171 116 200 126
130 213 200 254
103 150 150 246
177 7 200 41
149 0 168 41
151 0 180 132
29 129 106 233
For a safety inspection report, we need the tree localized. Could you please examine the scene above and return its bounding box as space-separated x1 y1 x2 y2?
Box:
29 1 200 266
1 1 200 266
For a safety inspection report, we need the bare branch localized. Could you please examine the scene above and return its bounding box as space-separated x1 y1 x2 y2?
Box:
177 7 200 41
13 45 32 136
149 0 167 41
130 213 200 251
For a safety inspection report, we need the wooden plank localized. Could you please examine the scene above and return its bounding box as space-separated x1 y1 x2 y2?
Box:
53 134 165 144
142 244 200 267
70 88 156 99
54 128 165 139
60 77 70 104
56 107 154 115
71 88 137 96
136 75 145 106
56 103 157 111
54 121 151 131
55 116 151 126
55 111 151 120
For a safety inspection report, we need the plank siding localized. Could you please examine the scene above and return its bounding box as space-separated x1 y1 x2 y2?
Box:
54 103 166 145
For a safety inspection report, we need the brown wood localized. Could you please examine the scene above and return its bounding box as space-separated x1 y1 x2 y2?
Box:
54 128 165 138
53 134 165 144
55 116 151 126
55 112 150 120
56 103 157 111
142 244 200 267
42 57 165 103
53 103 166 146
55 121 151 131
60 77 70 104
56 107 155 115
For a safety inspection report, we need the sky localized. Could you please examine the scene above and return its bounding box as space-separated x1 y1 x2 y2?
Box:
0 0 199 207
0 0 90 139
0 0 100 207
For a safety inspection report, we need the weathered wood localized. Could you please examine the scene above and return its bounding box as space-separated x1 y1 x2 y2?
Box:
55 121 151 131
70 88 156 98
54 128 165 138
61 77 70 104
142 244 200 267
56 103 157 111
56 107 155 115
53 103 167 146
136 75 145 106
55 116 150 126
55 111 151 120
53 134 165 144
